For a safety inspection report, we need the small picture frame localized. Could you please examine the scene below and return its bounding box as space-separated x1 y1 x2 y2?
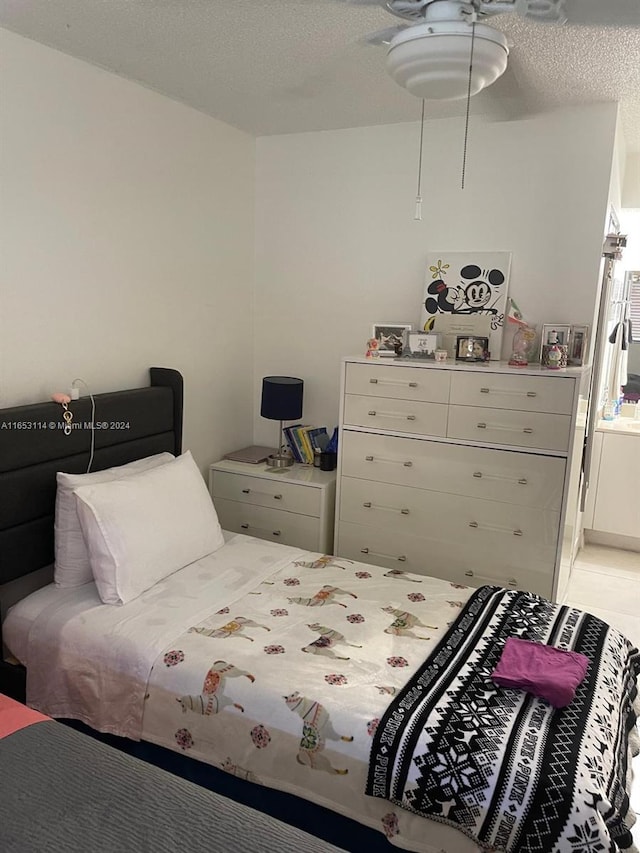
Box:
402 330 440 359
372 323 412 357
455 336 490 362
539 324 571 361
568 324 589 366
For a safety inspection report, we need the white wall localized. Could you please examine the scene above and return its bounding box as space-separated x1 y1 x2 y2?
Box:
0 29 255 470
254 104 618 440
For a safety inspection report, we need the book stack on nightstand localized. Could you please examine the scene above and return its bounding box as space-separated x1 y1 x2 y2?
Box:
209 460 337 553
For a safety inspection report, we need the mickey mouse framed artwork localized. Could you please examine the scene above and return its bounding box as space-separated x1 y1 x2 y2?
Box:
420 251 511 360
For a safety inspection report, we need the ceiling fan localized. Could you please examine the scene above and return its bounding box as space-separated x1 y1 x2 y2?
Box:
340 0 640 102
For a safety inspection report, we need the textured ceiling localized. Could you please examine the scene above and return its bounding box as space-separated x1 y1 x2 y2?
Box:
1 0 639 151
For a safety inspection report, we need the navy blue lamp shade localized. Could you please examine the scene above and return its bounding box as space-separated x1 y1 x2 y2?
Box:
260 376 303 422
261 377 303 467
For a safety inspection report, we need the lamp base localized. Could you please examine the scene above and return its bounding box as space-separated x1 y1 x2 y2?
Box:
266 452 294 468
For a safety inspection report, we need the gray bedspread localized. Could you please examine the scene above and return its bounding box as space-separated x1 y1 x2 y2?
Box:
0 720 346 853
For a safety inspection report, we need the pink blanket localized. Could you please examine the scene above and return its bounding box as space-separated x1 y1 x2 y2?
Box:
491 637 589 708
0 693 49 739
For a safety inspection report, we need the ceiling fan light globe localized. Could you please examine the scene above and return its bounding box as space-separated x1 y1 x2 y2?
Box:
386 22 509 101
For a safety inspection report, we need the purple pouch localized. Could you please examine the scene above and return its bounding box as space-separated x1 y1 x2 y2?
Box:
491 637 589 708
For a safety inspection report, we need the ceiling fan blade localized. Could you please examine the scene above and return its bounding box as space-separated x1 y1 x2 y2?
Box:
517 0 640 27
564 0 640 27
361 25 408 45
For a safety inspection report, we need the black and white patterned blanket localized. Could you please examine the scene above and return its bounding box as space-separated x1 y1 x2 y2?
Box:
366 586 640 853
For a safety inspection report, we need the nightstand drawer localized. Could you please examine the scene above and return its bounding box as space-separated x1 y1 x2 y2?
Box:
340 430 565 510
343 394 448 436
345 362 449 403
447 405 571 451
214 498 321 550
450 372 574 415
211 471 321 517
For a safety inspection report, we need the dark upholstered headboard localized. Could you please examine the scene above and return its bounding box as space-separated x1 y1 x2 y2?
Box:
0 368 183 587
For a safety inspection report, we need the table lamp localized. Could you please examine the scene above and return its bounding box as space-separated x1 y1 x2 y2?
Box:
260 376 304 468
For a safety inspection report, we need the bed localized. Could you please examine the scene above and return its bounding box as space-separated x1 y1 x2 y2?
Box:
1 368 639 853
0 692 346 853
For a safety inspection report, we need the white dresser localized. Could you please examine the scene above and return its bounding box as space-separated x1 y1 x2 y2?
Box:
335 358 590 601
210 460 337 553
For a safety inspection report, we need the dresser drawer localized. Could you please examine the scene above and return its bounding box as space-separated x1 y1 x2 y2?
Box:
339 477 560 572
343 395 448 436
336 521 554 598
447 405 571 452
214 498 321 549
341 431 565 510
211 471 321 517
450 372 574 415
345 362 449 403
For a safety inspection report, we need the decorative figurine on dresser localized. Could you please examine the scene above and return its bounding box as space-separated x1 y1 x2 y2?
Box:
333 357 591 603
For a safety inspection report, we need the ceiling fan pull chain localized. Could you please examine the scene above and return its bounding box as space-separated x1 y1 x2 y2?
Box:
414 98 426 220
461 20 476 190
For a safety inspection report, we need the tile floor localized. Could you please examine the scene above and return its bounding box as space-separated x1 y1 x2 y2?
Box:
564 543 640 847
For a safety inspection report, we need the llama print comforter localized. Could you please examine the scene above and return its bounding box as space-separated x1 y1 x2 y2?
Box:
141 544 489 853
367 585 640 853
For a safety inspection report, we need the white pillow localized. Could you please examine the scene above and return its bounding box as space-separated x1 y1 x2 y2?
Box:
54 452 174 588
73 451 224 605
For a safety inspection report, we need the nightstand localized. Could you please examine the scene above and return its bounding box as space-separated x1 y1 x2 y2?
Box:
209 460 337 553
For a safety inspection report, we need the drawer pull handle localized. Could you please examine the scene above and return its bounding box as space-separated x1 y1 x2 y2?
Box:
363 454 413 467
368 410 417 420
469 521 525 537
360 547 406 562
241 488 282 499
241 523 281 537
477 422 535 434
369 378 418 388
473 472 529 486
466 570 517 587
479 387 538 398
362 501 410 515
